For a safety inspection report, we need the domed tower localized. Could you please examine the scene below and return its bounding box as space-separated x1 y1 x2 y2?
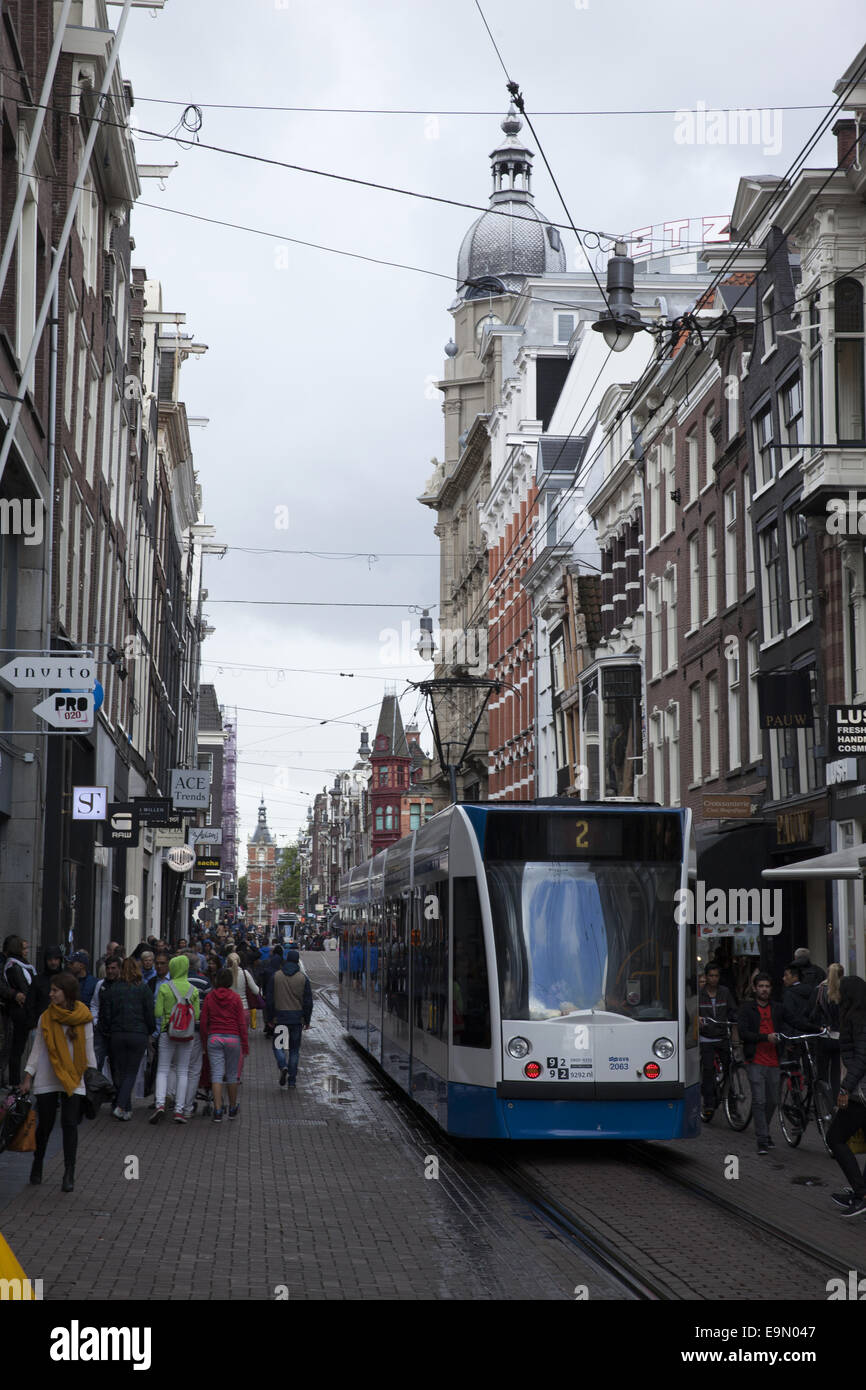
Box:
456 105 567 294
247 798 277 928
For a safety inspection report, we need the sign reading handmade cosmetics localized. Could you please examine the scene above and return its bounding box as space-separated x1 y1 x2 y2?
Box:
829 705 866 758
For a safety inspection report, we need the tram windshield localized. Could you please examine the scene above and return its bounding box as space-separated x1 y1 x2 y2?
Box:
486 859 680 1022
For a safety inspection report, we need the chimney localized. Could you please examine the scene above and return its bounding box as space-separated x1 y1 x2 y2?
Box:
833 119 858 170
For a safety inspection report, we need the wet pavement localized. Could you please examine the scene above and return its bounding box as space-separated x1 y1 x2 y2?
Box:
0 952 625 1301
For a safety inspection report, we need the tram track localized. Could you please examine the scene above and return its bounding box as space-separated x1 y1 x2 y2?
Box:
314 969 846 1299
625 1142 853 1284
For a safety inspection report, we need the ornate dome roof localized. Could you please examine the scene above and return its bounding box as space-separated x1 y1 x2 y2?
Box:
457 107 567 293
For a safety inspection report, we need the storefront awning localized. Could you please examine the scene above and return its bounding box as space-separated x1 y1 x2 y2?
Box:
761 845 866 881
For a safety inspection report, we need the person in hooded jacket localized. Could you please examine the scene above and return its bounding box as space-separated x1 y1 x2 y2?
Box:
25 945 64 1029
150 955 200 1125
267 948 313 1088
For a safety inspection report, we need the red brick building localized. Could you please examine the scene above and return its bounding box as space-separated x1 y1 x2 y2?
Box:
247 799 278 928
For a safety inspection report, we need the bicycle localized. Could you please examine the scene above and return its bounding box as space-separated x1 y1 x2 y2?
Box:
776 1030 835 1154
700 1020 753 1131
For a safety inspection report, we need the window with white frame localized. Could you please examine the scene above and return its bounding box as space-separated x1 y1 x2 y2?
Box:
57 463 71 631
85 365 99 486
705 410 716 486
64 299 77 427
687 429 698 501
651 712 664 802
70 492 82 643
727 370 739 439
689 534 700 630
690 684 702 783
551 637 566 694
747 634 761 762
705 517 717 619
648 450 660 547
722 485 737 608
74 334 87 461
787 509 812 626
660 434 673 535
15 184 37 364
753 405 775 489
707 673 719 776
835 278 865 444
648 580 660 678
760 522 783 640
664 569 677 668
743 473 755 592
727 643 740 767
761 286 776 357
779 374 803 461
76 171 99 291
666 705 680 806
555 312 576 344
808 295 823 445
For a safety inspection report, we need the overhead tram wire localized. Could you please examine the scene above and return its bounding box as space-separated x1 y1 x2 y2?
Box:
453 63 866 652
0 69 827 116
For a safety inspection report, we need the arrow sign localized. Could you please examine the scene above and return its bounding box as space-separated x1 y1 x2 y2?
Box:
1 656 95 689
32 692 94 729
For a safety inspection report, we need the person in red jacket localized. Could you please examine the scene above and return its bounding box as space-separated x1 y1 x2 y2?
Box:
199 968 248 1122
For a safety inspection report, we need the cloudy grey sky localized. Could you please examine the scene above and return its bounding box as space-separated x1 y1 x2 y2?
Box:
117 0 855 846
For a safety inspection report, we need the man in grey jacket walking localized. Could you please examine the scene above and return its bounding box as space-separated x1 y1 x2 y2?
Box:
267 949 313 1088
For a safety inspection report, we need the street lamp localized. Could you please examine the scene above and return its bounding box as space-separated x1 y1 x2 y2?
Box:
591 248 644 352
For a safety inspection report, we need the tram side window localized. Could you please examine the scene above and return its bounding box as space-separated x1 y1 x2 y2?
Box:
416 879 447 1039
384 895 408 1023
453 877 491 1049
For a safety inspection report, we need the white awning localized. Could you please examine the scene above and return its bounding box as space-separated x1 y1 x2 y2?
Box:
761 845 866 881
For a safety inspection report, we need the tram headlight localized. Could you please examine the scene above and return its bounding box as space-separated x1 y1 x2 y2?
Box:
507 1036 530 1059
652 1037 675 1060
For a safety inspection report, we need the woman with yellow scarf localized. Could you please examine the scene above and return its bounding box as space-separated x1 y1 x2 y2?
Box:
20 971 95 1192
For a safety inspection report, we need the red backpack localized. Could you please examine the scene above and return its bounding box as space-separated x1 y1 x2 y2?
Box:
166 982 196 1040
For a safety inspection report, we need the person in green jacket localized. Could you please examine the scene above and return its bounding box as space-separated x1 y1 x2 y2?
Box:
150 955 200 1125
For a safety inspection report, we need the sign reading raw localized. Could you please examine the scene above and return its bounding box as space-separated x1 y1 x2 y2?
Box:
828 705 866 758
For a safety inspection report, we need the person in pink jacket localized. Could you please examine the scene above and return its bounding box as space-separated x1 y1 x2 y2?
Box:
200 969 248 1123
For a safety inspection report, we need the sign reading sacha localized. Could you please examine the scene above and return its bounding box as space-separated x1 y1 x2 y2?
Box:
757 671 812 730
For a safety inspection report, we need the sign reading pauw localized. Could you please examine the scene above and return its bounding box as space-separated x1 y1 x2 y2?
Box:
758 671 812 730
170 768 211 809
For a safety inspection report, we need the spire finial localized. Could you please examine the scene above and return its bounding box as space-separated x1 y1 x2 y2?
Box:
501 102 522 138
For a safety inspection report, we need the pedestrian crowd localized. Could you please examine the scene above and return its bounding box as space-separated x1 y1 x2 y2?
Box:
0 924 314 1191
699 946 866 1219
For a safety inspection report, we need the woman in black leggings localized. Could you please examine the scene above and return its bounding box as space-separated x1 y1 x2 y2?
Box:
827 976 866 1218
20 971 95 1193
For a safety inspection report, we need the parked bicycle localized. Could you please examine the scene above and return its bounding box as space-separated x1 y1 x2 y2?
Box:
700 1020 752 1131
776 1030 834 1153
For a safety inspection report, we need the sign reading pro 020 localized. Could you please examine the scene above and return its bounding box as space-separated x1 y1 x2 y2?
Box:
170 768 211 809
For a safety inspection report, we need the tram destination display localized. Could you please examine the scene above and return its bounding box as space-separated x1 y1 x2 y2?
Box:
483 809 682 862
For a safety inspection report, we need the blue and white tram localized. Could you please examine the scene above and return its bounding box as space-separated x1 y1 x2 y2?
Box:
338 802 699 1140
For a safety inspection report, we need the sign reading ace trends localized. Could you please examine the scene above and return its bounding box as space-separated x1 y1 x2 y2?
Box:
170 768 211 810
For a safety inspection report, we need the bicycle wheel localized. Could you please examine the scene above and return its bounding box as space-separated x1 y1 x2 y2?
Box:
812 1081 835 1156
777 1074 805 1147
724 1063 753 1131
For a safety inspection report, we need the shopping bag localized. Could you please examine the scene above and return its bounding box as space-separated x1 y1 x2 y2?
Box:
848 1129 866 1155
8 1107 36 1153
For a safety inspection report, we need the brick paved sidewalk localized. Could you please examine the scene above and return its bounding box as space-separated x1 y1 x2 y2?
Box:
0 956 622 1301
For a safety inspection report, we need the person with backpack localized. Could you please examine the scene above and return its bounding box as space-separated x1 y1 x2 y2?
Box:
101 957 156 1120
200 967 248 1122
267 948 313 1088
150 955 200 1125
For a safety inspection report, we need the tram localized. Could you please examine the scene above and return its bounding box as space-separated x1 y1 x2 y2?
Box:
338 801 699 1140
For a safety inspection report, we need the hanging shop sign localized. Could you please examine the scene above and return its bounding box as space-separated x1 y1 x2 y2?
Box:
776 810 814 847
171 768 211 809
106 803 139 848
758 672 812 730
166 844 197 873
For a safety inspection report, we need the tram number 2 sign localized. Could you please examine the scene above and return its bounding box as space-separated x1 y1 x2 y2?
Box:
546 1055 592 1080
